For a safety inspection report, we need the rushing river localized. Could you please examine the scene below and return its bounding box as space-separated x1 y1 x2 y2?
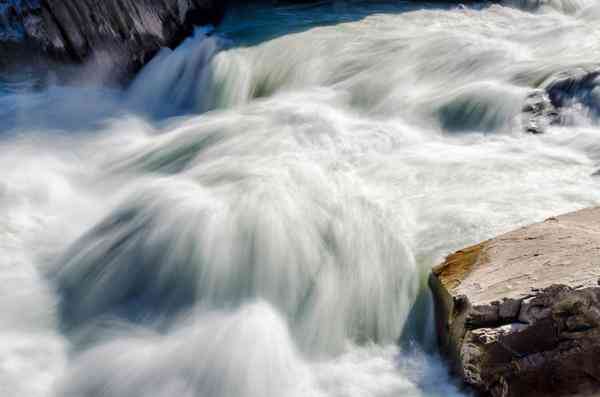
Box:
2 1 600 396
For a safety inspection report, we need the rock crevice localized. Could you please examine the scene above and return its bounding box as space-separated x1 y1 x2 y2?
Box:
431 208 600 397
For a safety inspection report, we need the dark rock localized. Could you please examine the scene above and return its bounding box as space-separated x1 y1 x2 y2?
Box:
543 68 600 114
522 67 600 133
430 207 600 397
521 89 559 134
0 0 226 82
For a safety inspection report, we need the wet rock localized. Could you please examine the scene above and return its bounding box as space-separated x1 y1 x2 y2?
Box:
0 0 225 81
522 67 600 133
430 207 600 396
521 89 559 134
543 68 600 115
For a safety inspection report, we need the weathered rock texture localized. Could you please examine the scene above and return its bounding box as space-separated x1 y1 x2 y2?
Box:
430 207 600 397
0 0 225 79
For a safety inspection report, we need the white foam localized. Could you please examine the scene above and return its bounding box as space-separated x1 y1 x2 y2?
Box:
2 3 600 397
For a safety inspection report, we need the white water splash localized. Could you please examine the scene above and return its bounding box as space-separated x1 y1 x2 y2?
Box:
2 2 600 397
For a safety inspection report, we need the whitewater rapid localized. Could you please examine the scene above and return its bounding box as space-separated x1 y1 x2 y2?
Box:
2 1 600 396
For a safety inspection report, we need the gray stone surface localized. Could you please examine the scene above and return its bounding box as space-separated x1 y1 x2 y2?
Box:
430 207 600 397
0 0 225 80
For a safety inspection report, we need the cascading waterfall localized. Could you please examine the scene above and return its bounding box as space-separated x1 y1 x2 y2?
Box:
2 1 600 396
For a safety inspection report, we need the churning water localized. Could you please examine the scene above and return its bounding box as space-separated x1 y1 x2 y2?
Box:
2 1 600 396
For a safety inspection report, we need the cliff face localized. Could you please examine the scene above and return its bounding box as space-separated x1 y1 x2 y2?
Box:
430 207 600 397
0 0 225 79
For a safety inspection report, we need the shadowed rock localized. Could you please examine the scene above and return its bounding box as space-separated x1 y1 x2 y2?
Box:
0 0 225 81
522 66 600 134
521 89 559 134
430 207 600 397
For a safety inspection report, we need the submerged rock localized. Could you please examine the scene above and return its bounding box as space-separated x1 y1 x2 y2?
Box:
0 0 225 81
522 66 600 133
544 68 600 114
521 89 559 134
430 207 600 397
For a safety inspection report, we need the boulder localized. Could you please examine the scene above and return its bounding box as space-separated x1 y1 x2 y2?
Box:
430 207 600 397
522 66 600 134
521 89 559 134
0 0 225 81
544 68 600 117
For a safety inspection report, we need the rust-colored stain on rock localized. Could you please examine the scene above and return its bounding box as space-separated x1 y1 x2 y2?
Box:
433 242 488 291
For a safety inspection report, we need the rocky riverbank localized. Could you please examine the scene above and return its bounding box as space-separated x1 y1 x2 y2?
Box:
0 0 225 81
430 207 600 397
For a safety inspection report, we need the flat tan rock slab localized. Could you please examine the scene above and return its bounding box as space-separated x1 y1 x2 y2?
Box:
435 207 600 306
430 207 600 397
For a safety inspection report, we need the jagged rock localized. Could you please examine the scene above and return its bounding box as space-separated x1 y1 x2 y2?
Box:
0 0 225 81
521 89 559 134
430 207 600 397
522 66 600 133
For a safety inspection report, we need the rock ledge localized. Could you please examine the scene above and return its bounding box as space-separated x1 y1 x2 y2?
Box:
430 207 600 397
